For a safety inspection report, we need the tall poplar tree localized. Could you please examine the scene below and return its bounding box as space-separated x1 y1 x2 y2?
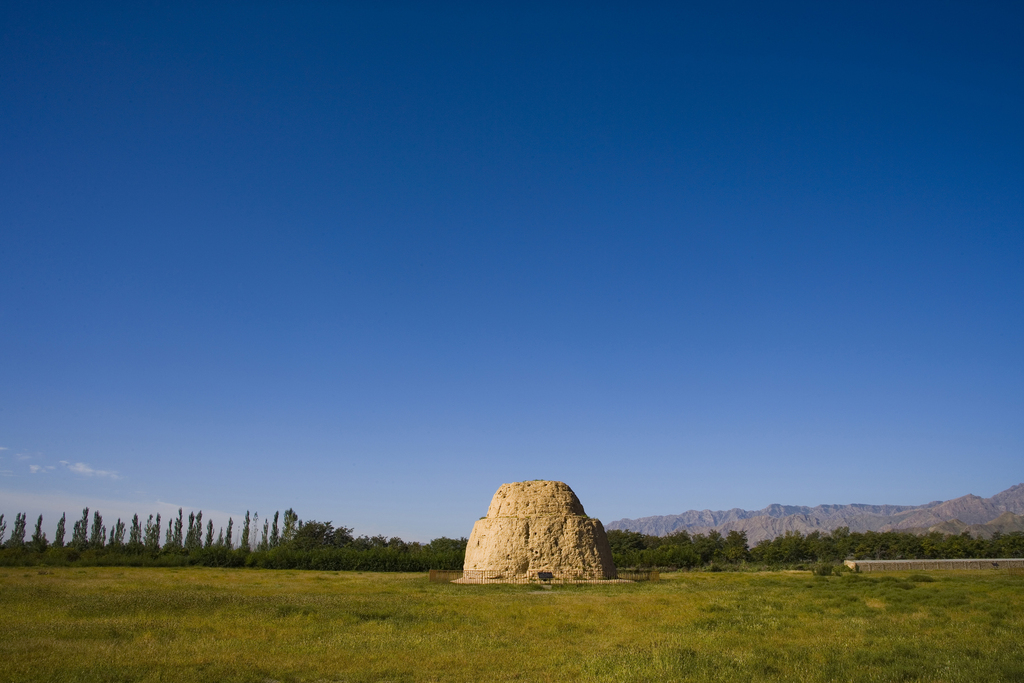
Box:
144 514 162 551
110 519 126 547
128 514 142 548
205 519 214 548
172 509 184 550
72 508 89 549
89 511 105 549
282 509 298 545
270 512 280 547
260 520 269 551
225 518 234 549
31 515 47 551
8 513 27 548
240 511 251 551
184 511 203 551
54 513 66 548
184 511 200 552
0 514 6 545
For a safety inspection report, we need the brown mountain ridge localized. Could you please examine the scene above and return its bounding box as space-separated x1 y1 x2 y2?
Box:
606 483 1024 545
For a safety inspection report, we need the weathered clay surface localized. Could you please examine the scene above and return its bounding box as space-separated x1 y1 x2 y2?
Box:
486 480 587 518
464 481 616 579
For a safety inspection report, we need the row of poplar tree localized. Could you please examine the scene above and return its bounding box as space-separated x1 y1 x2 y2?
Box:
0 508 301 553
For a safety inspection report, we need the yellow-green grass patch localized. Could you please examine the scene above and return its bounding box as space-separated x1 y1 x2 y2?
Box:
1 567 1021 682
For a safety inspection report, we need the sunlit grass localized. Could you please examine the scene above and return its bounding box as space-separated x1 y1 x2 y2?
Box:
1 567 1021 682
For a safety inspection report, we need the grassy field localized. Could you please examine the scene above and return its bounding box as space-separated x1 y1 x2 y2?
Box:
1 567 1021 682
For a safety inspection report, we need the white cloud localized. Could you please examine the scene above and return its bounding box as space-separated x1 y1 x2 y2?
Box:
17 454 32 461
0 470 12 477
29 465 42 474
0 446 8 450
60 461 120 480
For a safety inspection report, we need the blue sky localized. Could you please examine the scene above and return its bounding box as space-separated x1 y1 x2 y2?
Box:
2 2 1021 541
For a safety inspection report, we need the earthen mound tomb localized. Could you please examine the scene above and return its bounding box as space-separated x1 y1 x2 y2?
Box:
462 480 616 580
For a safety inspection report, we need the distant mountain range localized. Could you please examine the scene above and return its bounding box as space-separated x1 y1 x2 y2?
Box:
606 483 1024 545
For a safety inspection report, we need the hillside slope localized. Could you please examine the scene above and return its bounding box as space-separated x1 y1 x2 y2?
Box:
606 484 1024 544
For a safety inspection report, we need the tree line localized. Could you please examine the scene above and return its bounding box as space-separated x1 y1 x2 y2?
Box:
5 508 1020 572
0 509 467 571
607 527 1024 570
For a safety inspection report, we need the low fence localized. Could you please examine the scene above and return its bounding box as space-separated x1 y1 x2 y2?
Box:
844 558 1024 573
429 569 659 584
616 570 660 582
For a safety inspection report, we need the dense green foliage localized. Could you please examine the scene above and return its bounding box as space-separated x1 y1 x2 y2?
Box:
0 506 467 571
608 527 1024 569
5 505 1021 573
749 527 1024 564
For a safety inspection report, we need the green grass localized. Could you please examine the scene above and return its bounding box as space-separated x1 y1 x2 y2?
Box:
1 567 1021 682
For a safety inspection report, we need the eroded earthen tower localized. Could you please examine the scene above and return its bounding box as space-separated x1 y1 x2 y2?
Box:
463 480 616 580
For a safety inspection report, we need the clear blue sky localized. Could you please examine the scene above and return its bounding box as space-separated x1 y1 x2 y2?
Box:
2 2 1021 540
